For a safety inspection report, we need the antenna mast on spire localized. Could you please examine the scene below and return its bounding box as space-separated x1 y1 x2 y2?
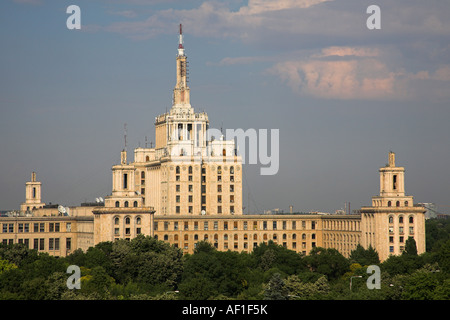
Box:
178 23 185 56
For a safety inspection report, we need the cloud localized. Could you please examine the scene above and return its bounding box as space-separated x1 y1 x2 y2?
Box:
268 46 450 101
237 0 333 15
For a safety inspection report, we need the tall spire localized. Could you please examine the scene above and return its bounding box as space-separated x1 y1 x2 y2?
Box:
173 23 190 108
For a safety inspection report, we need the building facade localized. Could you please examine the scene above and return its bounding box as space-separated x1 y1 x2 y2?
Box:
0 27 425 261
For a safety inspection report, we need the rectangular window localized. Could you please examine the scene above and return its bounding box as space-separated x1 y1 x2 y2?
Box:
34 239 39 250
176 206 180 213
189 185 193 192
123 173 128 189
34 223 39 232
39 238 45 251
9 224 14 233
188 206 193 213
184 222 189 231
40 223 45 233
217 206 222 214
66 238 72 251
204 222 208 231
49 238 54 250
263 221 267 230
194 221 198 230
19 224 23 233
176 185 180 192
214 221 218 230
24 223 29 233
174 222 179 230
292 221 296 230
176 195 180 203
66 223 71 232
49 223 54 232
230 206 235 214
189 195 193 203
273 221 277 230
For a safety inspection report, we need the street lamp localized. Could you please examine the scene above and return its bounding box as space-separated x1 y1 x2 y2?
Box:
350 276 362 291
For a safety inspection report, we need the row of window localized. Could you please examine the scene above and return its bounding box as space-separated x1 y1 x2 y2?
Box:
115 200 139 208
2 222 69 233
388 226 414 235
175 165 237 175
387 200 409 207
1 237 72 251
156 220 316 231
388 215 414 224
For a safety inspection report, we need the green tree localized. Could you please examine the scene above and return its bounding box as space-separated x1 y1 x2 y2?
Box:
403 237 418 256
304 247 350 281
178 275 216 300
264 273 288 300
349 245 380 266
0 259 17 275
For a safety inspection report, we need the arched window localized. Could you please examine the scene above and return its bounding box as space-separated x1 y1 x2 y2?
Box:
399 216 404 224
404 201 409 207
141 171 145 179
217 166 222 174
124 201 129 207
409 216 414 224
133 201 138 207
388 216 394 224
114 217 120 225
136 217 141 225
396 201 400 207
230 166 234 174
145 156 149 162
189 166 193 174
125 217 130 224
388 201 392 207
115 201 120 208
176 166 180 174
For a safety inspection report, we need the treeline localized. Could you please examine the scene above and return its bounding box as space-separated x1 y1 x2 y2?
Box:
0 218 449 300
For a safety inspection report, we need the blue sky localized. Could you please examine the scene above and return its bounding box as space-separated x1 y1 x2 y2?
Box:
1 0 450 214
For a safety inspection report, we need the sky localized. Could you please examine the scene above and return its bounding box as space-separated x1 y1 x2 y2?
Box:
1 0 450 214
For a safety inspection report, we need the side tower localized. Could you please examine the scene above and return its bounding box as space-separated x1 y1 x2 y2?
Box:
360 152 426 261
20 172 45 212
